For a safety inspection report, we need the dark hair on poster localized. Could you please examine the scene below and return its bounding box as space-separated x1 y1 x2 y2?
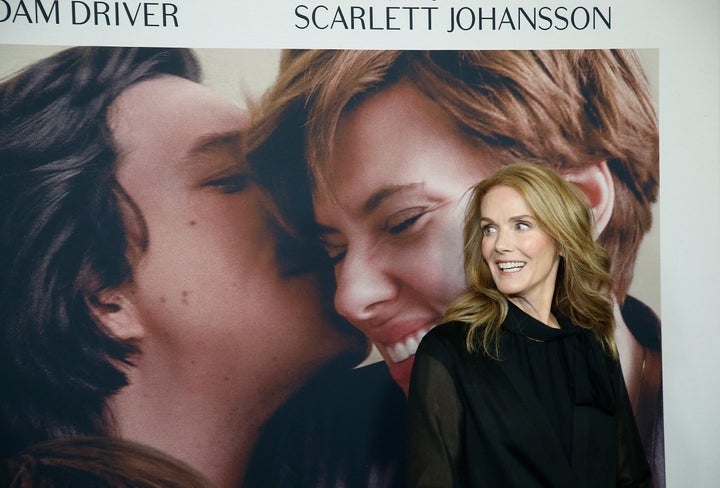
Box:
0 436 212 488
0 47 201 456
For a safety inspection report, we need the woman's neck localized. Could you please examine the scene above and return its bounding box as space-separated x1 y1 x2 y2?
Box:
508 295 559 328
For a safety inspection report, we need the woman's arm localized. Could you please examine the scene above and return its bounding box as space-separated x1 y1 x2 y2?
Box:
615 360 653 487
405 340 464 488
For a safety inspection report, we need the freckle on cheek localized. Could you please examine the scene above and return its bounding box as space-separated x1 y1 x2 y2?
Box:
188 220 197 226
181 290 191 305
159 296 166 303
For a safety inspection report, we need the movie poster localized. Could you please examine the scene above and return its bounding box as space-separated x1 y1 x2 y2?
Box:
1 1 718 487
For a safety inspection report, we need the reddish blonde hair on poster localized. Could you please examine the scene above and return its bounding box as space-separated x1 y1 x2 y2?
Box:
247 49 658 302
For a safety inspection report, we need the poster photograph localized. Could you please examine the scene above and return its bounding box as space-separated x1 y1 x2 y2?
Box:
1 1 718 487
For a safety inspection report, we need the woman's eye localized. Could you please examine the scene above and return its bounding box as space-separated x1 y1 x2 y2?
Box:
515 221 531 231
482 225 497 235
386 208 427 235
204 172 251 194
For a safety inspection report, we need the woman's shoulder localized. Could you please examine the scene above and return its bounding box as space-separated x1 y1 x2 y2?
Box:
418 322 472 358
426 321 470 340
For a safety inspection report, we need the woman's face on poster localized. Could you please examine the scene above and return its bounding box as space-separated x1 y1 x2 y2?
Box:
108 75 352 399
313 81 497 393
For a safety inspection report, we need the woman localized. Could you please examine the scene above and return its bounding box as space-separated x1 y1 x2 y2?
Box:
246 49 662 484
406 163 651 487
0 47 361 487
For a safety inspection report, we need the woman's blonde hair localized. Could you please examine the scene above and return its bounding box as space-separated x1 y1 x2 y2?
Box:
443 163 617 358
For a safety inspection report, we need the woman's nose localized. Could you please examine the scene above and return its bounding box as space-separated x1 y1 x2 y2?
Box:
333 249 397 327
494 229 513 253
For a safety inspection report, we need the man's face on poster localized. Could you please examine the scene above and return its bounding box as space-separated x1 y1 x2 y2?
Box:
103 75 352 397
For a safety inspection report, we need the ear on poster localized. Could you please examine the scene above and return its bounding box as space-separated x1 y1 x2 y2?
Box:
562 160 615 238
87 288 145 341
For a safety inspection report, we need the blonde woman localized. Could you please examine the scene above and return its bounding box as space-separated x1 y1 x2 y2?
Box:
406 163 650 487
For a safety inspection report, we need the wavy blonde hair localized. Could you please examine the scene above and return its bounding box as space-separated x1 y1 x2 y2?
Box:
443 163 617 358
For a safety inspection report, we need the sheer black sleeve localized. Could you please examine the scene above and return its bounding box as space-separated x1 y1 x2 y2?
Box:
615 359 653 487
405 337 464 488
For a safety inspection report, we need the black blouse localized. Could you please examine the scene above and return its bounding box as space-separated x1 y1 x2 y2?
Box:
406 301 651 487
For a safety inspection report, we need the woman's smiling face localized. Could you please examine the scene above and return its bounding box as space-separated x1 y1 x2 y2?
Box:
479 185 561 313
312 81 497 394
